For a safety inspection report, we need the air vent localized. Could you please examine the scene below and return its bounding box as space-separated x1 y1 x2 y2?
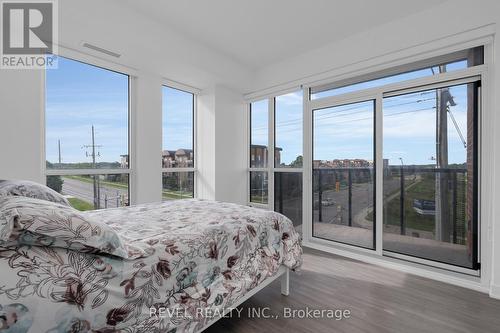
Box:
81 42 121 58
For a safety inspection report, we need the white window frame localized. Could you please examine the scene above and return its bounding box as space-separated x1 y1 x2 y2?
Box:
304 57 486 277
245 32 494 292
43 47 135 208
161 82 198 200
247 89 304 219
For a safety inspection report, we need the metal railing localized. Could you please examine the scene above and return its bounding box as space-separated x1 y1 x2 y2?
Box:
313 166 468 245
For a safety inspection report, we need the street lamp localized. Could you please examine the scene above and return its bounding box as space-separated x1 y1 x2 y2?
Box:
398 157 405 235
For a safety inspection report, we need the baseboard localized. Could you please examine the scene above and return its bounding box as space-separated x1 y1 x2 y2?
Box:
490 284 500 299
303 240 489 295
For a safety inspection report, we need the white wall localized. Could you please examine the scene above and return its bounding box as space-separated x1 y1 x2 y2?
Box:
0 70 44 183
249 0 500 94
196 87 216 200
213 85 247 204
490 10 500 302
58 0 252 92
197 85 247 205
131 74 162 204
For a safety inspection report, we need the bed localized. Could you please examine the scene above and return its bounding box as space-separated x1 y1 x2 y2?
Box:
0 193 302 333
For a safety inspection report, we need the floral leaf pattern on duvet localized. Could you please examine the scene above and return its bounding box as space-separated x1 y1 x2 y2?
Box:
0 199 302 332
0 196 150 259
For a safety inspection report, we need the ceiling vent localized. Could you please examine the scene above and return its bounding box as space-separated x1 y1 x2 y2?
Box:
81 42 121 58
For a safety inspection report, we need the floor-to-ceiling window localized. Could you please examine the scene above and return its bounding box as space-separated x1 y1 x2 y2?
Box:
306 46 483 272
162 86 196 200
274 92 303 230
312 100 375 249
45 56 130 211
382 82 479 269
248 91 303 233
249 99 269 204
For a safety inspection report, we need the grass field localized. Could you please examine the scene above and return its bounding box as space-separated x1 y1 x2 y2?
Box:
63 175 129 190
68 197 94 211
365 175 435 232
250 195 268 204
162 190 193 200
382 175 435 232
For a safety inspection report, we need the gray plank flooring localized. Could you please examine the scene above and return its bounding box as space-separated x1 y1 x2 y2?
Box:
206 248 500 333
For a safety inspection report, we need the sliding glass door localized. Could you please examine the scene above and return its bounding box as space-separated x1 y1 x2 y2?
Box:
382 82 479 269
312 100 375 249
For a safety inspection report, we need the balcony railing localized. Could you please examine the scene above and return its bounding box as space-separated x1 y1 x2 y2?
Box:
313 166 468 245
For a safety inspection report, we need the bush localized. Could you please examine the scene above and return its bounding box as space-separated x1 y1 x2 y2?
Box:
47 175 63 193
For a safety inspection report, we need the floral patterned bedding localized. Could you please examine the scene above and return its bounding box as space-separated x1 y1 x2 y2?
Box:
0 199 302 333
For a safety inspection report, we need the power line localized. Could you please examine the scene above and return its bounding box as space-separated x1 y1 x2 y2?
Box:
252 94 436 131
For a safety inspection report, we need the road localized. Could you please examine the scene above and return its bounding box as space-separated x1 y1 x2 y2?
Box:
312 177 401 228
62 177 129 209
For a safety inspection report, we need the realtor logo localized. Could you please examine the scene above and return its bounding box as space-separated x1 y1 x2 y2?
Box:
1 0 58 68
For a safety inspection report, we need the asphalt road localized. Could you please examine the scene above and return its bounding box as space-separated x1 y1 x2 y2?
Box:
313 177 401 228
62 177 129 209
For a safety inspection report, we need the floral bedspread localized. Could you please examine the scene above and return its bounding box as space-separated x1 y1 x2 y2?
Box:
0 199 302 332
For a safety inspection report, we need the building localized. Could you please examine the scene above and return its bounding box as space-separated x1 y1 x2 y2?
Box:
162 149 194 168
250 144 282 167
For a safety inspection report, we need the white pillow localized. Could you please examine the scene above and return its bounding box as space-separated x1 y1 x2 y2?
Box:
0 179 70 206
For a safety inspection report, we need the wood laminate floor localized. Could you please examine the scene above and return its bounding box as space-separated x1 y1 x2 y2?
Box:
206 248 500 333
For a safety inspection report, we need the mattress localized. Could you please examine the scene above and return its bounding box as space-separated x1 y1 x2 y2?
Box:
0 199 302 332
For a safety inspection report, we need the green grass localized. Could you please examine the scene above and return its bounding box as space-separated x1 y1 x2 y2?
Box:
63 175 128 190
364 176 436 232
249 195 268 204
68 197 94 211
383 175 435 232
162 190 193 200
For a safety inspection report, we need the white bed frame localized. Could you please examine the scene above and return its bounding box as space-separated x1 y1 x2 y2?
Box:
199 266 289 332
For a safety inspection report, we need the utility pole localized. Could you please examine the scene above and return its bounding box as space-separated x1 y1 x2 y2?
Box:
399 157 405 235
58 139 62 166
83 125 102 209
435 65 454 242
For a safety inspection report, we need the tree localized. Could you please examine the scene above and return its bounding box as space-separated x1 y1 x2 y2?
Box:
47 175 64 193
290 155 303 168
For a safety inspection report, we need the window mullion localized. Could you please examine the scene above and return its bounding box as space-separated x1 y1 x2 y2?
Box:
375 94 383 255
268 98 275 210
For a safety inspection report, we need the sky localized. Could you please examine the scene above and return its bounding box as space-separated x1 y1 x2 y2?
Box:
252 60 471 167
162 86 193 153
46 57 194 167
46 56 129 166
251 92 303 166
46 56 471 168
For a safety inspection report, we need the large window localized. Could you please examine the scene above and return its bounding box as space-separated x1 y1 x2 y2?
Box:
248 92 303 233
383 82 479 269
310 46 483 100
312 101 375 249
45 56 130 211
162 86 195 200
307 46 483 272
250 99 268 169
275 92 303 168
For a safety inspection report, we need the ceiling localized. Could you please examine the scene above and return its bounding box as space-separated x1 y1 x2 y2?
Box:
119 0 447 70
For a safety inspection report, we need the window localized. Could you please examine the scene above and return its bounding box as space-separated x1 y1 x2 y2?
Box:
275 172 303 228
275 92 303 167
162 86 195 200
250 171 268 204
45 56 130 211
248 92 303 233
312 101 375 249
250 99 268 168
308 46 483 272
383 82 479 269
310 46 483 100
